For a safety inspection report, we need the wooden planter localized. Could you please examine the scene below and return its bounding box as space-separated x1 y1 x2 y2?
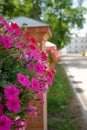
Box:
26 94 47 130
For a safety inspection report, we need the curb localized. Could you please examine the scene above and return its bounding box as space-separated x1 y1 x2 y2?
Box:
60 60 87 123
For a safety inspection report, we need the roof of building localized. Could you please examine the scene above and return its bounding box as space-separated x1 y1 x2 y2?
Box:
9 16 50 27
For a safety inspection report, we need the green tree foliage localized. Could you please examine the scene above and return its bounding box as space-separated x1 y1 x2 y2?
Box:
0 0 42 20
0 0 16 18
25 0 42 20
43 0 87 48
0 0 87 48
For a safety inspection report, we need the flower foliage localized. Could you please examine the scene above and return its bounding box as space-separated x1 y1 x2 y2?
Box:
0 16 56 129
46 46 60 68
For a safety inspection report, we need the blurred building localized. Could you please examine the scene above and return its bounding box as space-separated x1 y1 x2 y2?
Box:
59 34 87 54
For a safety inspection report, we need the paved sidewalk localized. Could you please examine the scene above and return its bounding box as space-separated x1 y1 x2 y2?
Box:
60 53 87 123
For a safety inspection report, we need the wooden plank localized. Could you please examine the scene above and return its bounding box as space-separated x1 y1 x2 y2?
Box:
26 94 47 130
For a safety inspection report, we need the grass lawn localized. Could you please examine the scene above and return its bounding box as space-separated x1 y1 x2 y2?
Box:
47 63 81 130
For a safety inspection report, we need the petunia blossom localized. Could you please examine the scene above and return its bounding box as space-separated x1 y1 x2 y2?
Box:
0 16 11 32
4 84 20 99
17 73 30 87
47 75 53 86
34 62 46 73
47 71 52 78
31 78 40 91
51 68 56 76
11 22 19 30
41 51 47 60
10 22 21 37
26 63 34 72
15 119 27 130
15 119 23 130
29 44 36 50
33 50 41 60
3 35 12 49
28 50 41 61
40 79 48 92
14 41 24 51
0 115 13 130
30 37 37 45
23 53 29 61
6 99 20 112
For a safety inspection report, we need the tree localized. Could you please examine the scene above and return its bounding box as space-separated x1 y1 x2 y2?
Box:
42 0 87 48
0 0 16 18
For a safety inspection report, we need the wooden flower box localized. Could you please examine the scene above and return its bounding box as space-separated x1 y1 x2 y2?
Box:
26 94 47 130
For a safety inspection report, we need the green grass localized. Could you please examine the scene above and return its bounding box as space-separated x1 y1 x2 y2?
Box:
47 63 79 130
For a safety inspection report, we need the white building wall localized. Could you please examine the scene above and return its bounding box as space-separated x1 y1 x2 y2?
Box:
59 34 87 54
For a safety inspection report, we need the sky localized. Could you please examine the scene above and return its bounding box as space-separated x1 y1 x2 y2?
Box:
82 0 87 7
71 0 87 36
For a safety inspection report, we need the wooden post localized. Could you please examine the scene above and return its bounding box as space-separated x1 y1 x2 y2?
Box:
43 93 47 130
26 94 47 130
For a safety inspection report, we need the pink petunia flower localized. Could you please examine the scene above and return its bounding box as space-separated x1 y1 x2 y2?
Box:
30 37 37 45
15 119 22 130
0 115 13 130
27 51 34 60
47 76 53 86
31 78 40 91
33 50 41 60
29 44 36 50
34 62 46 73
11 22 19 30
0 16 11 32
47 71 52 78
41 51 47 60
15 119 27 130
10 22 21 37
26 63 34 72
3 35 12 49
17 73 30 87
23 53 29 61
4 84 20 99
14 41 24 50
6 99 21 112
0 104 4 116
39 79 49 92
28 50 41 61
51 68 56 76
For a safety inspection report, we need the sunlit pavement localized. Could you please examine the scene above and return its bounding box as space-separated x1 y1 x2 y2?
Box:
60 53 87 123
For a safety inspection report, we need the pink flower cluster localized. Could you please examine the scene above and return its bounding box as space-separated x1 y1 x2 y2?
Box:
0 16 57 129
17 73 30 88
4 85 20 112
0 115 13 130
46 46 60 68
